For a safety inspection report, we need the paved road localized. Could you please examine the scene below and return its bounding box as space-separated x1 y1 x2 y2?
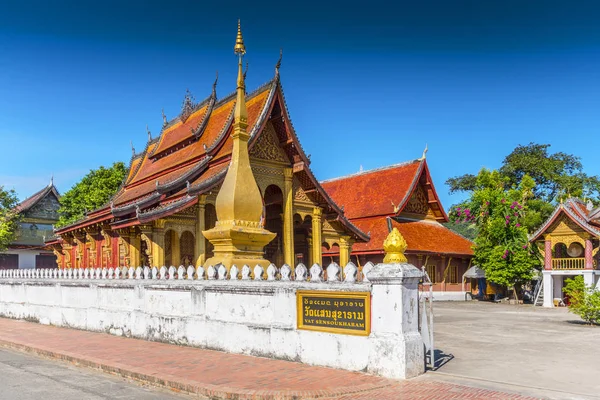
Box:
0 348 187 400
433 301 600 400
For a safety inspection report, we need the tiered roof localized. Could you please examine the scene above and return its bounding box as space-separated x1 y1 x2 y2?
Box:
55 72 368 242
321 159 474 256
530 198 600 241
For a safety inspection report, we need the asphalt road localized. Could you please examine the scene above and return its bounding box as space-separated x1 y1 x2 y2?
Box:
0 348 188 400
433 301 600 400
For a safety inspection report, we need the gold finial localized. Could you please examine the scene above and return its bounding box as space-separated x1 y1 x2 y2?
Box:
383 227 408 263
234 19 246 55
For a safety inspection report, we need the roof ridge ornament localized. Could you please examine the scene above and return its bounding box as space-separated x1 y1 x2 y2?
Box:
162 109 167 127
275 48 283 75
213 71 219 97
130 141 135 157
419 144 428 161
181 89 195 122
146 125 152 142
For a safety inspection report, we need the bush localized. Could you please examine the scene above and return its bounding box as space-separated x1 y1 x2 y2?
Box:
563 276 600 325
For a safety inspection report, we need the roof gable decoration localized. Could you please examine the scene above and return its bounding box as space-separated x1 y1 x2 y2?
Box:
530 198 600 242
16 180 61 215
397 160 448 222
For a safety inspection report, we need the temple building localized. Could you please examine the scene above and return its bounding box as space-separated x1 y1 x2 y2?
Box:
47 24 368 271
0 181 60 269
321 158 474 296
529 198 600 307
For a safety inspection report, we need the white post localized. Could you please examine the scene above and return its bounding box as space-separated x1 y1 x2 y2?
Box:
367 262 424 379
542 271 553 308
583 270 594 288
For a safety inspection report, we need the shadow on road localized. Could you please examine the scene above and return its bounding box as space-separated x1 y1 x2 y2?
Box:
426 349 454 371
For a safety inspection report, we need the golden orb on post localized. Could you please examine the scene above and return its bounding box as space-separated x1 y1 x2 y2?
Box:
383 227 408 264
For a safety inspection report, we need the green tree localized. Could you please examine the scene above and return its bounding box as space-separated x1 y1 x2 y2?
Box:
0 186 20 251
56 162 127 228
453 169 539 292
446 143 600 231
563 276 600 325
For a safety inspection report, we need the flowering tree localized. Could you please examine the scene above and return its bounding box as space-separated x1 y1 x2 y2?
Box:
453 169 540 290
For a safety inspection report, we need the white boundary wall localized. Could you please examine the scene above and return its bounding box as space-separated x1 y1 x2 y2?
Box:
0 262 424 379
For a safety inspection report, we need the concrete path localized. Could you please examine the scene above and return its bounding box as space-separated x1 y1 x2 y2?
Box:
0 317 538 399
0 347 186 399
434 301 600 400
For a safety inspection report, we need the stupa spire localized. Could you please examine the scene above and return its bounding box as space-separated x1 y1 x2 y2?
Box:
202 20 275 270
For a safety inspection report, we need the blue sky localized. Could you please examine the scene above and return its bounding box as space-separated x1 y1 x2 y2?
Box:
0 0 599 210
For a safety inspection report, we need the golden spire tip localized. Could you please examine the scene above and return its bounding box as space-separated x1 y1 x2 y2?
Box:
234 20 246 55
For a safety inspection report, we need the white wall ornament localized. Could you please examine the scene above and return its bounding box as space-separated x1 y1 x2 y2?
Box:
310 263 323 282
241 265 251 280
177 266 185 280
266 264 278 280
326 262 341 282
343 262 358 283
253 265 264 281
280 264 291 281
230 265 239 280
207 265 217 280
186 266 195 280
159 266 167 280
362 262 374 282
295 263 307 281
217 264 227 280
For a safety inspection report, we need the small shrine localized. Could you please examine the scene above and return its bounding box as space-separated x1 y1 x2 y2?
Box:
529 198 600 307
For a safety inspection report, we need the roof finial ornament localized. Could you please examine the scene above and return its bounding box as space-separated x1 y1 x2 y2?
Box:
146 125 152 142
162 108 167 127
587 199 594 211
181 89 195 122
275 48 283 75
49 175 54 186
131 141 135 157
212 71 218 97
419 144 428 161
243 61 249 82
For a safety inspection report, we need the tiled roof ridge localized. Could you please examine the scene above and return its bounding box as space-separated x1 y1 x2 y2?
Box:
188 168 227 195
160 92 215 132
320 159 422 184
137 195 196 223
16 182 60 213
395 215 475 244
155 157 212 194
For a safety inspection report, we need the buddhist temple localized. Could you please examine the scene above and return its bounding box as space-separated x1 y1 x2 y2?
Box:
0 180 60 269
320 157 474 296
47 23 369 271
529 198 600 307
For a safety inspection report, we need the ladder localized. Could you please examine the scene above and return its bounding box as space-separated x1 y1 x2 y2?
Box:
533 279 544 306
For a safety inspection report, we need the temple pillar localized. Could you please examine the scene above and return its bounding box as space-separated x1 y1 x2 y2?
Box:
152 222 165 267
171 231 180 266
585 239 593 270
129 228 141 267
195 196 207 267
544 240 552 270
283 168 294 266
311 207 322 266
339 236 352 267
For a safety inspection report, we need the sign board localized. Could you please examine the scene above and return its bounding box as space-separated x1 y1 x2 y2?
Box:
296 290 371 336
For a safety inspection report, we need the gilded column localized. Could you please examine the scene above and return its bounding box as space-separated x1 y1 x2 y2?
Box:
585 239 593 270
283 168 295 266
307 237 313 266
195 196 207 267
339 236 352 267
129 228 141 267
544 240 552 270
171 231 181 266
311 207 322 266
152 220 166 267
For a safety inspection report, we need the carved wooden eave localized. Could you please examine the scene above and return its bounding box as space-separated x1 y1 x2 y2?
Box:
530 198 600 243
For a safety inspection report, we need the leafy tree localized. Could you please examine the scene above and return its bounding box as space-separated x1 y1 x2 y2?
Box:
446 143 600 231
453 169 539 292
563 276 600 325
0 186 20 251
56 162 127 228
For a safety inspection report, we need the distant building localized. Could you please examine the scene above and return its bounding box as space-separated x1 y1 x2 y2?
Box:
529 198 600 307
0 181 60 269
321 158 474 297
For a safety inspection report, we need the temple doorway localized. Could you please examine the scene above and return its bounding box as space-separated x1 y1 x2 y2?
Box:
293 214 312 266
264 185 283 265
180 231 195 266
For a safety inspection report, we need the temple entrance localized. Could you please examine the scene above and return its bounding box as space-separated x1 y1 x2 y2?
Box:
180 231 195 266
204 203 217 260
293 214 312 266
264 185 283 265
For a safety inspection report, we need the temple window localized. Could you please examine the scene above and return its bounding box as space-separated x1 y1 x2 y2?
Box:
425 264 437 283
447 265 459 284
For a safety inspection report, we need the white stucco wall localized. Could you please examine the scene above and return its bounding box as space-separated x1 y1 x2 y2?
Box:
0 263 424 380
1 249 38 268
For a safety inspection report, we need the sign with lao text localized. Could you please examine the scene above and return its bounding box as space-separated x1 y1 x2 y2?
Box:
296 290 371 336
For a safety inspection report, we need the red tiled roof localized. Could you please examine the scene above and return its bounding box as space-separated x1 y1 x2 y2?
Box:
321 161 422 220
347 217 473 256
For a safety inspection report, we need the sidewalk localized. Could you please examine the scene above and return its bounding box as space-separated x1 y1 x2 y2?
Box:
0 318 536 400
